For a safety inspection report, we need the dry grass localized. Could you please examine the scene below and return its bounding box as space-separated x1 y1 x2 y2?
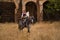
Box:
0 22 60 40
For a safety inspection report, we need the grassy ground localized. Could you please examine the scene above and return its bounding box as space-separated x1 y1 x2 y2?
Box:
0 22 60 40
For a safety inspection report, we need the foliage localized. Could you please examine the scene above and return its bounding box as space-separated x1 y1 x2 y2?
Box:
43 0 60 21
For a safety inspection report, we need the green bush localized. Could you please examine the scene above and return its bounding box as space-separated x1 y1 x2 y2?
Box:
43 0 60 21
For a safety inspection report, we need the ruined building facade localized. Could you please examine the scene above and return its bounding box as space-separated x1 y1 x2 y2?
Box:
0 0 47 23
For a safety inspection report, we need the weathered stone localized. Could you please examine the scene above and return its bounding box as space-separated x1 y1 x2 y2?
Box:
0 0 47 22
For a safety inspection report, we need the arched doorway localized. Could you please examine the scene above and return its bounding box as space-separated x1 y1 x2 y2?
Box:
25 1 37 22
43 1 50 21
0 2 15 23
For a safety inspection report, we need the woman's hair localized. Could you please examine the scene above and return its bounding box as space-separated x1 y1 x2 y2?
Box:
23 14 26 16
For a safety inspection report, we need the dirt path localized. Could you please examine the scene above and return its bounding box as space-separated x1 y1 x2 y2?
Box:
0 22 60 40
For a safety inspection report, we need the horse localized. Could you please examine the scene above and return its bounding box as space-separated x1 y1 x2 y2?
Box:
18 16 34 33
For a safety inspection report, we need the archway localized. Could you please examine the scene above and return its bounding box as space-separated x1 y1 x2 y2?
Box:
0 2 15 23
25 1 37 22
43 1 50 21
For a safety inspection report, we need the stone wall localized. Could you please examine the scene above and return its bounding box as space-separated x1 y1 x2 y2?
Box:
22 0 47 22
0 0 47 22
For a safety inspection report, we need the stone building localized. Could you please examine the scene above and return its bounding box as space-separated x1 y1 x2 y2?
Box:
22 0 47 21
0 0 47 23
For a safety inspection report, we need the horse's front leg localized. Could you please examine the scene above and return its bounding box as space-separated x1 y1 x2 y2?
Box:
28 25 30 33
18 20 24 30
26 23 30 33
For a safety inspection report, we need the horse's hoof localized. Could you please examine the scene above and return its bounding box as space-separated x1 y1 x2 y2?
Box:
28 30 30 33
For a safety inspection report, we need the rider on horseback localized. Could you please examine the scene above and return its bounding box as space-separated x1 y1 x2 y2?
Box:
19 10 34 32
20 10 30 26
